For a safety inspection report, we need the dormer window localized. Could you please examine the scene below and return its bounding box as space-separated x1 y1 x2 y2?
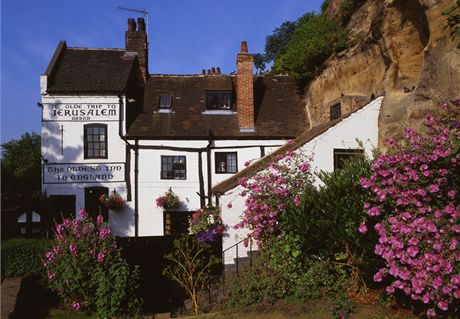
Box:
206 92 232 110
159 95 173 109
330 103 341 120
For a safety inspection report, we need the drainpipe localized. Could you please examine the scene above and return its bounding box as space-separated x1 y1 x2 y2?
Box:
134 139 139 237
206 130 214 206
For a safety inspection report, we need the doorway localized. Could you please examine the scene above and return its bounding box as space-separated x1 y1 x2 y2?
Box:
85 187 109 221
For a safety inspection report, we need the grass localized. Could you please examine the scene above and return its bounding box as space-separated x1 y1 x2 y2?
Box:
194 300 417 319
46 309 95 319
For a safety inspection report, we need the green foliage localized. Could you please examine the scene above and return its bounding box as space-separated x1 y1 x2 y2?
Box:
1 132 41 201
163 234 220 315
1 238 51 279
44 212 142 317
272 13 347 81
280 156 380 291
443 0 460 48
253 21 298 72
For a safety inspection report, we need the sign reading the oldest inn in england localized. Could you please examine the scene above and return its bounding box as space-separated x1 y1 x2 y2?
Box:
43 163 125 184
42 103 118 122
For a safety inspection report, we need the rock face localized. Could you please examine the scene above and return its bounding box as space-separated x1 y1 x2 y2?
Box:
306 0 460 149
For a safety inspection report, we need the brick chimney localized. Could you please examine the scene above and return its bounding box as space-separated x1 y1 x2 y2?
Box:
125 17 149 81
236 41 255 132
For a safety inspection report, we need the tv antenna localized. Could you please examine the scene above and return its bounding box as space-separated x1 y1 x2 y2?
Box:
117 6 149 32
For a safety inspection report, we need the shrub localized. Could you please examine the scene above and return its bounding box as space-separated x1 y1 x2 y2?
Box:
361 101 460 318
234 149 314 245
163 234 220 315
273 13 346 81
2 238 51 279
44 209 142 317
281 156 381 292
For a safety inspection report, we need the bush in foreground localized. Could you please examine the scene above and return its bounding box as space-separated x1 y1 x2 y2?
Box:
44 209 142 318
361 101 460 317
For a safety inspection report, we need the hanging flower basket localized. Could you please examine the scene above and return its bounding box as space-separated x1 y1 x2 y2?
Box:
189 206 225 242
156 188 180 209
99 191 125 211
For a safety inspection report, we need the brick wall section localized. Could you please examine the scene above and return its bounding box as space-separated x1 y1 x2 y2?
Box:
236 42 255 130
125 18 148 81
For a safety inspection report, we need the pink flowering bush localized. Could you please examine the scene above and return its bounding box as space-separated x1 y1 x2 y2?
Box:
235 150 313 244
360 101 460 317
43 209 141 317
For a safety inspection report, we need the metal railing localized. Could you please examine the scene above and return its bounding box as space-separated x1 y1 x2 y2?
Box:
222 236 253 283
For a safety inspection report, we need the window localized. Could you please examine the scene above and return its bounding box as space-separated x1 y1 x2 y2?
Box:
161 156 186 180
164 211 193 236
333 148 364 170
330 103 341 120
206 92 232 110
215 152 238 174
159 95 173 109
84 124 107 159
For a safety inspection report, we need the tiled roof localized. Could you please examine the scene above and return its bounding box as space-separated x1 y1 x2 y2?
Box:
45 42 138 94
212 96 382 194
126 74 308 139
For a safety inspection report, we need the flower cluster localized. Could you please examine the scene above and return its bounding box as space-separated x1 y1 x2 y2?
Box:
189 206 225 242
44 209 118 313
235 149 313 245
360 101 460 317
99 191 125 210
156 188 180 209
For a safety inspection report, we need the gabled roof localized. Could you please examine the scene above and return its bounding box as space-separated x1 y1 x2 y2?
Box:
212 96 383 194
44 41 139 94
125 74 308 139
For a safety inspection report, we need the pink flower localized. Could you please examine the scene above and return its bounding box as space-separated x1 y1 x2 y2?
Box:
72 302 81 311
79 208 88 220
358 222 367 234
69 243 77 255
226 203 232 209
97 214 104 225
294 196 301 206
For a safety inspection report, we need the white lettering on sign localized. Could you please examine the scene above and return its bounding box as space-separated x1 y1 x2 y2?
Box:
43 163 125 184
43 104 118 122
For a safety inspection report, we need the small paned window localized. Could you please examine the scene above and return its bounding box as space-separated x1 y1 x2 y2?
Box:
330 103 341 120
164 211 193 236
159 95 173 109
333 148 364 170
215 152 238 174
161 156 186 180
84 124 107 159
206 92 232 110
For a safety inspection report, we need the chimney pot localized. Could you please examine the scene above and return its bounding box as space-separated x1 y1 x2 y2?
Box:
207 69 211 75
211 67 216 75
240 41 248 53
216 67 221 75
128 18 137 32
202 69 206 75
138 17 146 31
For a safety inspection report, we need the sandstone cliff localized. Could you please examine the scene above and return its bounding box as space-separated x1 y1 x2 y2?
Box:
305 0 460 148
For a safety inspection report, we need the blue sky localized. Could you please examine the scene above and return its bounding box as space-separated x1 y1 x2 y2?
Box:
1 0 322 144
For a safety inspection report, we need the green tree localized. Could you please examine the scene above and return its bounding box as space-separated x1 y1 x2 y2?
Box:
1 132 41 202
273 13 346 81
443 0 460 48
253 21 298 72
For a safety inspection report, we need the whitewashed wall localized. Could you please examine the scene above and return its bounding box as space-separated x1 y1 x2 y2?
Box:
218 97 383 264
41 95 288 237
41 95 135 236
127 139 285 236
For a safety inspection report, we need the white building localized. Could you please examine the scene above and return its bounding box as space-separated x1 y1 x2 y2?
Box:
212 96 383 264
40 18 309 237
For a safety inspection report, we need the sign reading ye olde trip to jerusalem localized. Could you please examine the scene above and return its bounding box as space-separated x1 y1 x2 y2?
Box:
42 103 118 122
43 163 125 184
